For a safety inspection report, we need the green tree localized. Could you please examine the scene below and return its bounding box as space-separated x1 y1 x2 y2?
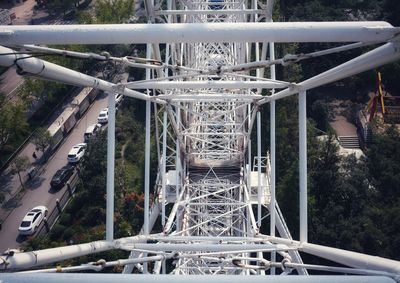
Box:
95 0 134 24
32 128 53 160
79 131 107 205
382 0 400 26
10 156 30 190
367 126 400 204
0 100 28 152
76 10 94 24
309 100 332 132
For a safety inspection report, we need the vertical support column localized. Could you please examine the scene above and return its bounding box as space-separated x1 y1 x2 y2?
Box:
143 97 151 275
299 90 308 243
247 143 251 208
269 41 277 275
175 105 181 232
144 43 152 238
106 92 115 241
270 101 276 237
144 100 151 235
257 111 262 228
247 105 252 230
162 110 167 227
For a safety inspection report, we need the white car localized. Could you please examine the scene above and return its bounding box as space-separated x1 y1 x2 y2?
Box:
98 108 109 124
67 143 87 163
18 206 48 236
84 123 102 142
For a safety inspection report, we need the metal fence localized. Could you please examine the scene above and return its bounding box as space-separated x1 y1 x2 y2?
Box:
36 172 79 236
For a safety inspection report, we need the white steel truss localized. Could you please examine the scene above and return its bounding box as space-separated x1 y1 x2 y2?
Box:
0 0 400 282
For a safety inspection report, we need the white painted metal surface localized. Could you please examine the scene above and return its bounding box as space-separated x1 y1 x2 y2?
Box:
0 22 397 44
106 92 116 241
0 274 395 283
0 0 399 281
299 90 307 243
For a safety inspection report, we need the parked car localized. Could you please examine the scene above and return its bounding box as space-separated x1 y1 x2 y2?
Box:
67 143 87 164
84 123 102 142
18 206 48 236
50 165 74 189
98 108 109 124
115 93 123 106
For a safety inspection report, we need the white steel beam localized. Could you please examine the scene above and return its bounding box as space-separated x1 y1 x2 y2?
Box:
162 111 167 227
0 22 396 45
300 242 400 274
142 42 152 275
126 81 290 89
298 90 307 243
144 98 151 236
106 92 116 241
0 274 395 283
257 111 262 228
269 29 277 275
144 45 152 237
157 94 261 101
128 243 276 252
266 236 400 274
155 9 261 16
0 240 114 269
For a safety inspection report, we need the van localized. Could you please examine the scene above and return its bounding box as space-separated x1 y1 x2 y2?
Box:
84 123 101 141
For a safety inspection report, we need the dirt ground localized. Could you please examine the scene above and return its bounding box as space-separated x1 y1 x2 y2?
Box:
0 0 48 25
329 100 358 136
330 115 358 136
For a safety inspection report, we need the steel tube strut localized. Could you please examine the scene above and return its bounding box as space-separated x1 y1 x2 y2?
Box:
0 241 114 270
106 92 115 241
265 236 400 274
0 274 395 283
258 41 400 104
257 111 262 227
126 81 290 89
0 46 164 104
299 90 308 243
0 22 396 45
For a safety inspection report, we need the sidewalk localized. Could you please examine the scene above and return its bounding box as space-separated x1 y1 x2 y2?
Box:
0 142 44 221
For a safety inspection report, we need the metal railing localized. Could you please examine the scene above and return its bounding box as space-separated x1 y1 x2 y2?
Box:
36 172 79 236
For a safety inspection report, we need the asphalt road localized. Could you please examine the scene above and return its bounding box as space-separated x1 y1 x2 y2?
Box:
0 68 24 100
0 92 108 252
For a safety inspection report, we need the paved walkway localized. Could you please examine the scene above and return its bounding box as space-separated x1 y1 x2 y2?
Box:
329 100 358 137
0 143 43 221
330 115 357 136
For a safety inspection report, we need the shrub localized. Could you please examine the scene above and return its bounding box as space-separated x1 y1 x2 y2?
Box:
59 213 72 226
81 206 105 226
50 224 66 241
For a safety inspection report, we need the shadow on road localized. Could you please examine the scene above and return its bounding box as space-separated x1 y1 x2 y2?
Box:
27 176 46 191
48 186 63 194
96 91 108 100
15 234 27 244
1 194 23 211
0 172 13 196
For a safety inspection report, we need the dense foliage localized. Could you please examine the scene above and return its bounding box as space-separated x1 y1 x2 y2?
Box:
271 0 400 261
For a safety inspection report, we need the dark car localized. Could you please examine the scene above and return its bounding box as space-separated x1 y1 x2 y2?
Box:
50 165 74 190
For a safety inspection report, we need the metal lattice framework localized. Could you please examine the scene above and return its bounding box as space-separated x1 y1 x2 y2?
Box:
1 0 400 282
